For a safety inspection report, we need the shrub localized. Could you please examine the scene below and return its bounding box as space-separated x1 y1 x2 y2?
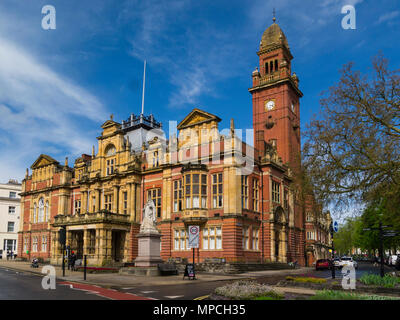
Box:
285 276 327 284
310 290 400 300
215 280 283 300
359 273 400 288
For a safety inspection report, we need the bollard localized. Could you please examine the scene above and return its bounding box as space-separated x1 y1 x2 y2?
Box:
83 255 87 280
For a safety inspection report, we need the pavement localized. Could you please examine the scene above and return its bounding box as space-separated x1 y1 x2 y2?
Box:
0 260 312 288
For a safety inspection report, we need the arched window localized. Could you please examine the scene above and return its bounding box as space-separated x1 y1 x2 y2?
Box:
38 198 44 222
275 59 279 72
33 203 37 223
105 144 116 157
265 62 269 74
45 201 50 222
270 61 274 73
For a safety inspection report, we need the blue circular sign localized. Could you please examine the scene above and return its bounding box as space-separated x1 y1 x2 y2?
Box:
333 221 339 233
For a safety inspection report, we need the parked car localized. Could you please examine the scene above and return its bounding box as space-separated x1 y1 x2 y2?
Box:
389 255 399 266
333 258 341 268
316 259 332 271
339 256 358 270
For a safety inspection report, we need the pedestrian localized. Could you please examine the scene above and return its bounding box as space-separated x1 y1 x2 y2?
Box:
6 250 10 261
70 251 77 271
10 250 13 260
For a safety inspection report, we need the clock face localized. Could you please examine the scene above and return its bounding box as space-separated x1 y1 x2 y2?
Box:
265 100 275 111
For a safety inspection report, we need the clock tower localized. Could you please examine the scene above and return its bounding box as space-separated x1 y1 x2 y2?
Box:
249 17 303 168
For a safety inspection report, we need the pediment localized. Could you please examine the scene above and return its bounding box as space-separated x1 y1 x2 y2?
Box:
31 154 59 169
177 108 221 130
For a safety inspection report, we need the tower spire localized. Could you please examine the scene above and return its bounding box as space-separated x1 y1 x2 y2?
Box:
273 8 276 23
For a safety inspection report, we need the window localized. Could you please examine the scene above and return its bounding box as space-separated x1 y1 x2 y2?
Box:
242 226 250 250
92 196 96 213
147 188 161 217
275 59 279 72
23 237 29 252
38 198 44 222
202 226 222 250
184 173 207 209
252 228 259 250
272 181 280 203
8 206 15 215
306 212 313 222
241 176 249 209
32 237 38 252
9 191 16 198
123 192 128 214
174 229 189 251
74 200 81 214
106 159 115 175
104 194 113 211
307 231 315 240
41 236 47 252
45 201 49 221
253 179 259 212
265 62 269 74
33 203 37 223
4 239 16 252
270 61 274 73
173 180 183 212
7 222 14 232
284 189 289 210
105 145 116 156
212 173 223 208
153 151 159 167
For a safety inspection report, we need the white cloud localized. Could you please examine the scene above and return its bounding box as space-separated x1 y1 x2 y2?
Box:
375 11 400 25
0 37 107 183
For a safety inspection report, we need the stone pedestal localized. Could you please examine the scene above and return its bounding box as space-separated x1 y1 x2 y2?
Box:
134 232 163 267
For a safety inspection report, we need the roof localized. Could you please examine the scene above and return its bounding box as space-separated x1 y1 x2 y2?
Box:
30 154 60 169
177 108 221 130
260 22 289 51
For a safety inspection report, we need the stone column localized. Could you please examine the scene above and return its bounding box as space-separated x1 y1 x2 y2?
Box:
113 186 119 213
81 191 87 214
83 229 89 256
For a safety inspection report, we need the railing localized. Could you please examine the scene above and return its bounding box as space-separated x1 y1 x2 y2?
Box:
122 113 162 130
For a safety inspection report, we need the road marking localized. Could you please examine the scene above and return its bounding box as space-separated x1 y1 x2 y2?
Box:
122 287 133 290
194 295 209 300
140 290 156 294
165 295 184 299
59 282 153 300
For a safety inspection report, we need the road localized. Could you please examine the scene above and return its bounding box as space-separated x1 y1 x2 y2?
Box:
0 261 396 300
310 261 396 280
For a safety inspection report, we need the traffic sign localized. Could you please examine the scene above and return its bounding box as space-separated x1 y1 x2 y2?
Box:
188 225 200 248
333 221 339 233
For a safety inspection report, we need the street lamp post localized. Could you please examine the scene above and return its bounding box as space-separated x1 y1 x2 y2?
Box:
330 222 335 279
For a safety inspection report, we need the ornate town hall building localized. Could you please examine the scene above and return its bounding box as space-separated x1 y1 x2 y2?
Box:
18 19 329 267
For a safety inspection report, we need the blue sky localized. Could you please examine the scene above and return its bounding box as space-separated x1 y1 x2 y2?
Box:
0 0 399 184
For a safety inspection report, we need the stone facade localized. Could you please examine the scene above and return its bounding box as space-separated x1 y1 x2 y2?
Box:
17 20 326 267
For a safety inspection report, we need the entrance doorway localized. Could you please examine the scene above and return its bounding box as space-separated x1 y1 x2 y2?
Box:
112 231 125 262
70 230 83 259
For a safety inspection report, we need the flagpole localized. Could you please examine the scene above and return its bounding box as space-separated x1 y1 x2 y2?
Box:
141 60 146 115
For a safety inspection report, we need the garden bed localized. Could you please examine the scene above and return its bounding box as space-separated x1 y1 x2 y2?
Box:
278 274 400 297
